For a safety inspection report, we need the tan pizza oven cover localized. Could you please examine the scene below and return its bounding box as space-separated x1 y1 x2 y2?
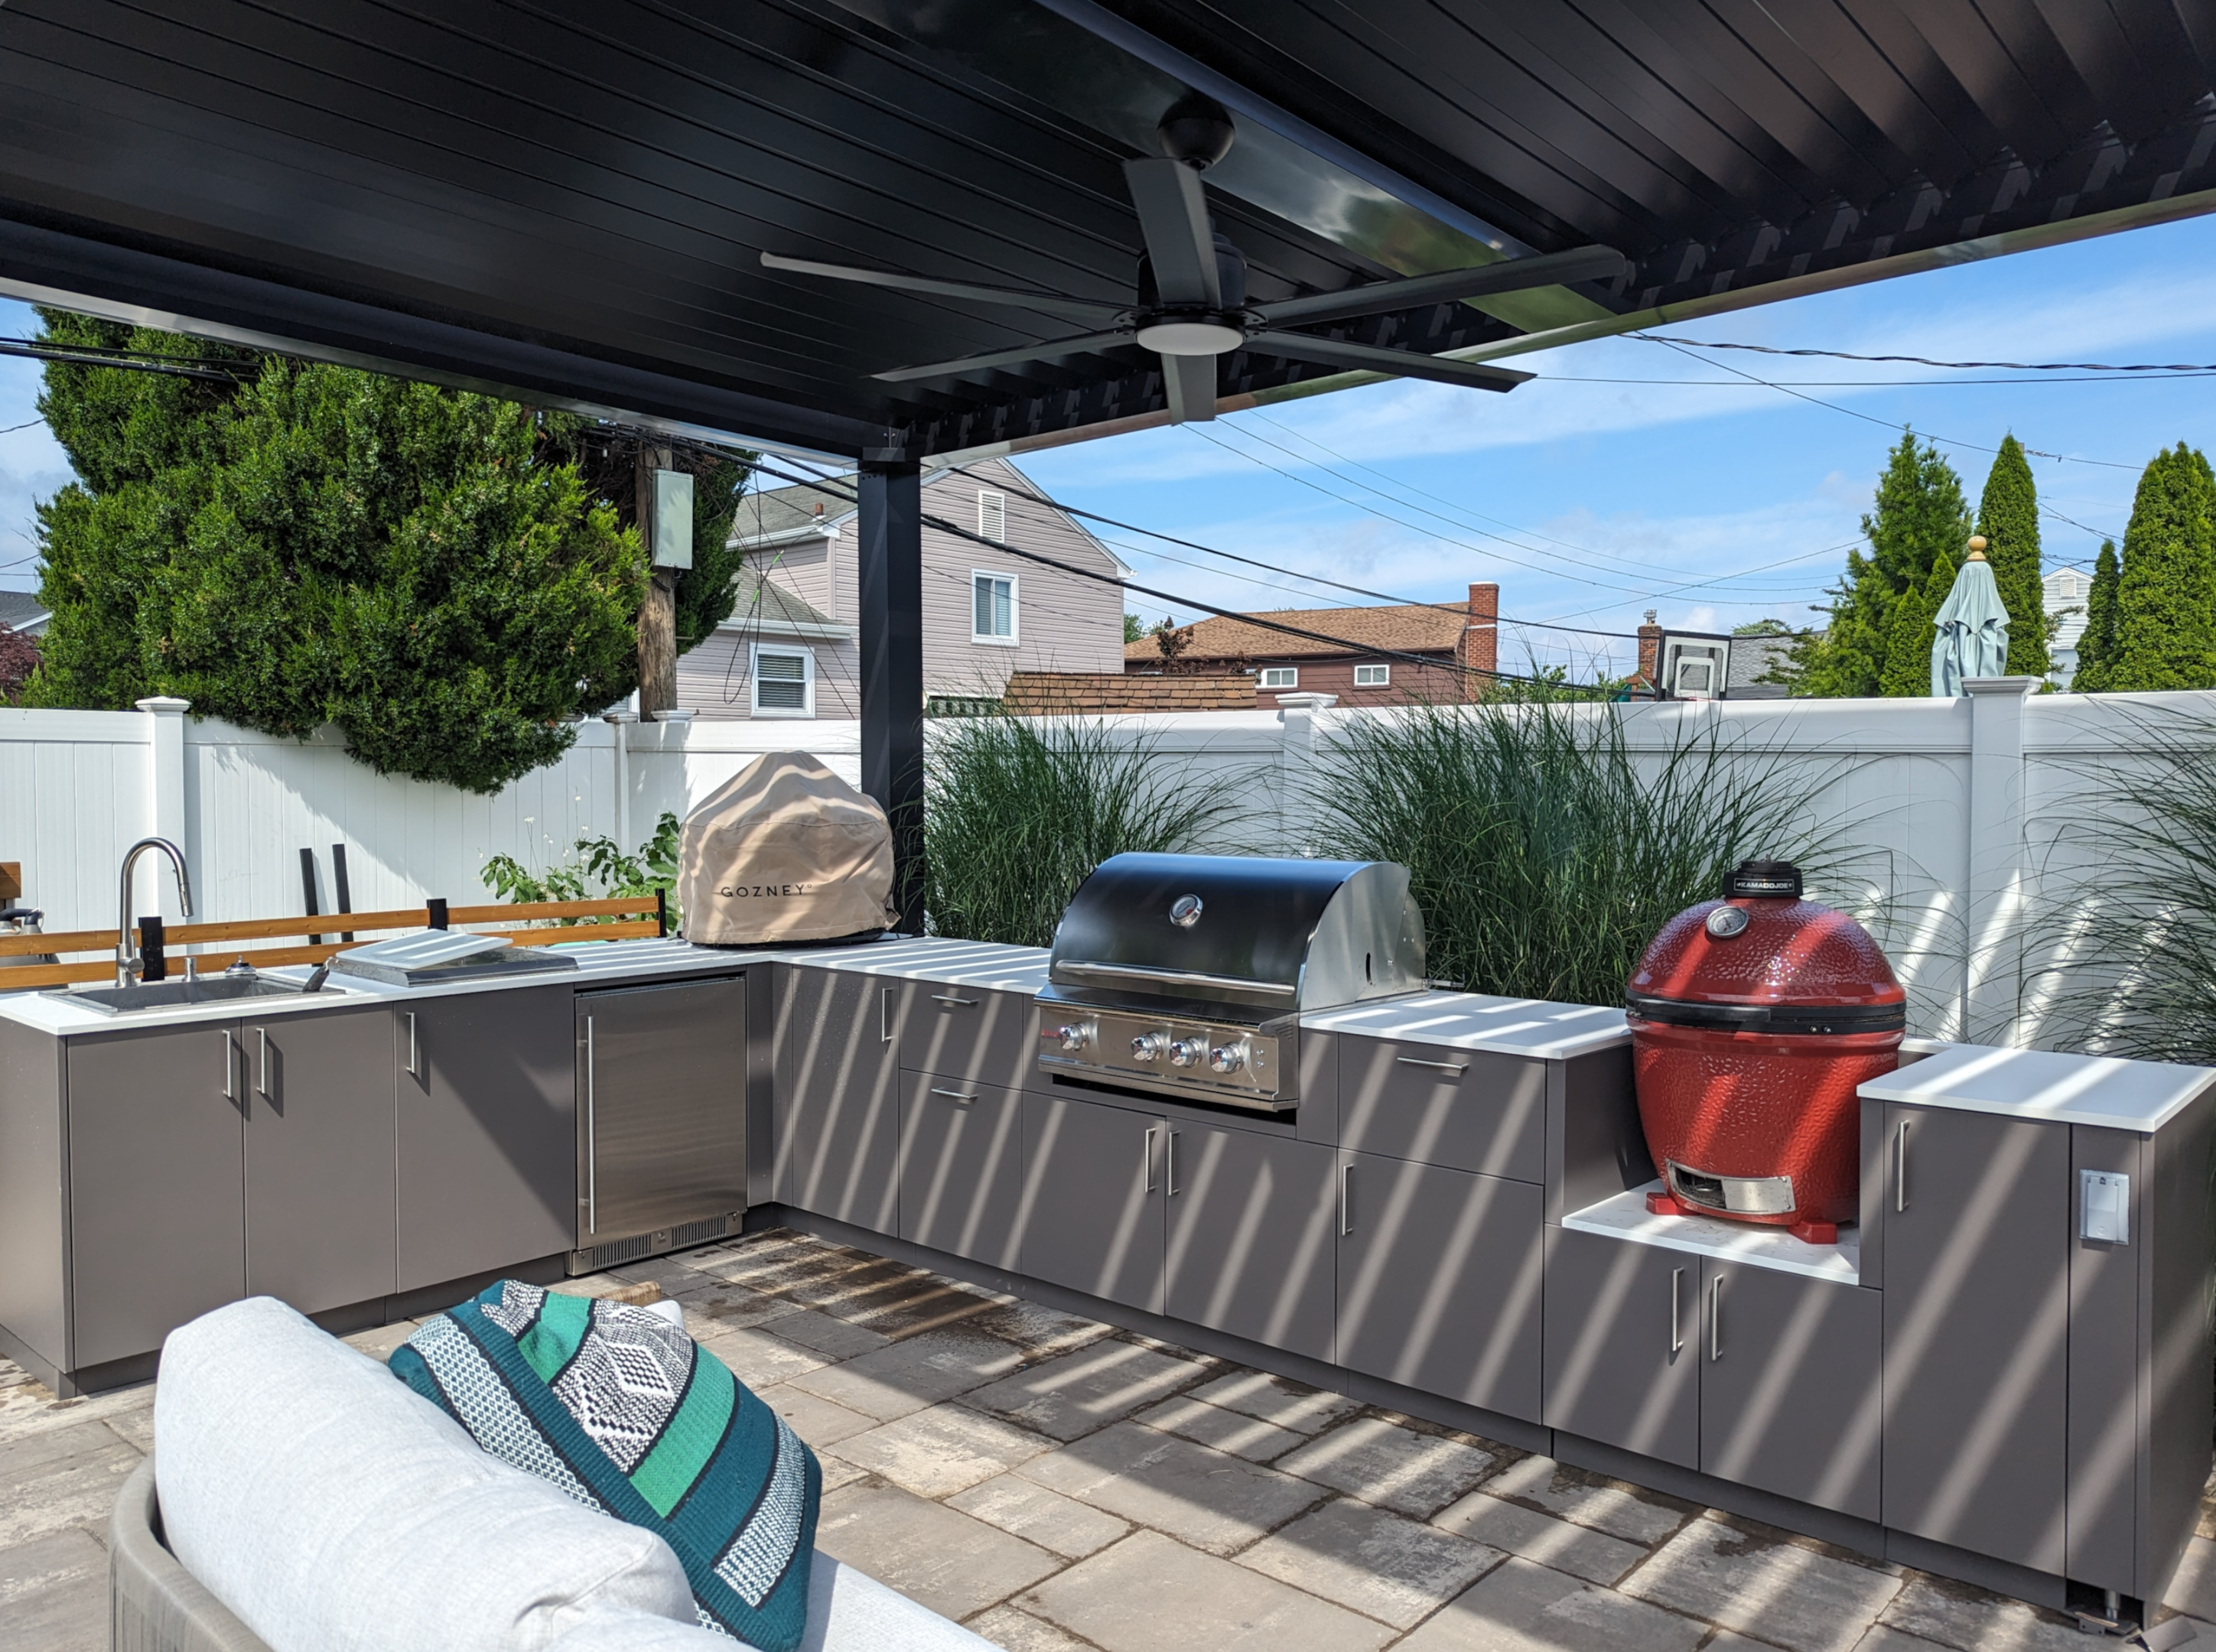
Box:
678 752 897 945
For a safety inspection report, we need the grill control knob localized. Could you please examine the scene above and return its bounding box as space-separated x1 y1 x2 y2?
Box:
1049 1023 1088 1053
1209 1042 1246 1074
1131 1032 1168 1062
1168 1036 1207 1068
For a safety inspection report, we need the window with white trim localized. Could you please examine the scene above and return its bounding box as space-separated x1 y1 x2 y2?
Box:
977 489 1007 542
1354 663 1390 687
751 644 815 717
1259 666 1298 688
972 571 1018 644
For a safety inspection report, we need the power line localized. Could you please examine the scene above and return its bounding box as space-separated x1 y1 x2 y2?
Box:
1631 334 2216 374
0 339 260 383
0 419 41 436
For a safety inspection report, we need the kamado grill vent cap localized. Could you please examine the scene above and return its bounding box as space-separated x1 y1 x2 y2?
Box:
1724 859 1802 900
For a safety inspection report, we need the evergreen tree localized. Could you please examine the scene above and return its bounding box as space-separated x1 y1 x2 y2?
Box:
2073 541 2120 691
2106 443 2216 692
1976 435 2049 678
1878 539 1957 696
28 311 745 791
1795 431 1970 697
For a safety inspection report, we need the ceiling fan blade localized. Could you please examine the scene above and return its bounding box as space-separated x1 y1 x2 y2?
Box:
1245 330 1534 392
1251 245 1627 329
1160 352 1219 423
1121 158 1221 310
874 329 1136 383
761 252 1124 325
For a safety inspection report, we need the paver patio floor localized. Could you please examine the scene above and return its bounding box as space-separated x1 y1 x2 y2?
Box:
5 1225 2212 1651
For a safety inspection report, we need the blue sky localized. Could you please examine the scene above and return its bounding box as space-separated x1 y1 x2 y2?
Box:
8 209 2216 679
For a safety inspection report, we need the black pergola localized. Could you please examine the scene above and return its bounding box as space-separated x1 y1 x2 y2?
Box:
5 0 2214 915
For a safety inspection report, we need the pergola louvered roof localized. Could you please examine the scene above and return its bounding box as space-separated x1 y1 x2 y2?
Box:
2 0 2211 459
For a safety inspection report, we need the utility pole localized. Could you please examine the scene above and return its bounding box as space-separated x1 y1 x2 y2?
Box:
635 441 678 718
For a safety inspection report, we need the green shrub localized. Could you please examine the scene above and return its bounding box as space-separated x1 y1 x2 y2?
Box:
481 811 682 927
923 714 1235 947
1309 701 1840 1005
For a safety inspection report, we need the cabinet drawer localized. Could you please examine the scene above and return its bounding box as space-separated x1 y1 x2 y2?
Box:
899 1073 1022 1269
1339 1037 1544 1182
901 982 1034 1091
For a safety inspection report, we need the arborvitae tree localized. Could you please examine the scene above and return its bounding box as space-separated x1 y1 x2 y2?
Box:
2106 443 2216 693
28 311 746 791
1976 434 2049 678
1795 431 1970 697
1878 540 1957 696
2073 541 2120 691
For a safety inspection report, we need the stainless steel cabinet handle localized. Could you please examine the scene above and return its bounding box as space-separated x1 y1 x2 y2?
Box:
1167 1130 1180 1196
929 1086 978 1103
221 1030 237 1104
931 993 978 1007
584 1016 596 1235
1394 1055 1469 1076
256 1027 269 1098
880 987 894 1042
1669 1267 1684 1355
406 1013 418 1078
1895 1120 1909 1212
1340 1163 1355 1237
1710 1275 1724 1361
1143 1127 1159 1192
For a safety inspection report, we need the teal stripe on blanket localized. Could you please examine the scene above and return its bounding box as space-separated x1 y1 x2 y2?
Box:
392 1280 819 1651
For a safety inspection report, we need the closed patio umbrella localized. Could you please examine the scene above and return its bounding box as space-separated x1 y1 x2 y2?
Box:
1931 536 2011 695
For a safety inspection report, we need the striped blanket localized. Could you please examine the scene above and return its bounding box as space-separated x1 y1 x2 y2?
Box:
391 1280 819 1650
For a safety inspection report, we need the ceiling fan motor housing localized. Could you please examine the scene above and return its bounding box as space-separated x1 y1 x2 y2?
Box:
1157 91 1236 171
1136 233 1247 317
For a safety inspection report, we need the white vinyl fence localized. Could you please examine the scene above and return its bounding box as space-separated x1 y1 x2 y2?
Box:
0 681 2201 1049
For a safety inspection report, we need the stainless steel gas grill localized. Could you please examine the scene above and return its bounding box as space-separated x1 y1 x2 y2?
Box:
1036 853 1425 1112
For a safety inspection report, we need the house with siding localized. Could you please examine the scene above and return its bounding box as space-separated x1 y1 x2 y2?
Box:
677 457 1128 720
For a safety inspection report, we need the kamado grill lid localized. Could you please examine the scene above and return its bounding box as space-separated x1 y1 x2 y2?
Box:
1625 858 1905 1035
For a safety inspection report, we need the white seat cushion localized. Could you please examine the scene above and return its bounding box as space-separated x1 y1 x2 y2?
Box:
541 1557 995 1652
155 1296 696 1652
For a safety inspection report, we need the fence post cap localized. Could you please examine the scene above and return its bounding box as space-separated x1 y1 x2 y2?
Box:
134 696 191 715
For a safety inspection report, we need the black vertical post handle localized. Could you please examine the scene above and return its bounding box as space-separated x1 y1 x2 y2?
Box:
138 915 166 983
300 847 324 946
332 843 355 944
426 898 449 931
857 456 925 936
656 887 669 938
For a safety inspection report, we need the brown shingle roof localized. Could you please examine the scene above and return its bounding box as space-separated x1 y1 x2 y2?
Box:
1124 601 1463 665
1002 672 1257 714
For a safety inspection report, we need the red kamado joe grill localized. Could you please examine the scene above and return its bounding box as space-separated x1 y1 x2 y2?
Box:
1625 859 1905 1244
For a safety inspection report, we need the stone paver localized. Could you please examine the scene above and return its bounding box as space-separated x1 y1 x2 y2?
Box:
1479 1452 1694 1546
669 1276 805 1330
1849 1629 1957 1652
949 1475 1132 1559
962 1302 1116 1359
1021 1529 1394 1652
814 1481 1059 1621
1621 1514 1902 1652
1239 1496 1505 1628
1431 1488 1647 1585
1188 1369 1362 1436
1137 1395 1306 1462
1875 1571 2090 1651
1017 1420 1323 1555
693 1324 829 1390
966 1603 1098 1652
816 1454 869 1493
1276 1417 1495 1518
965 1340 1209 1441
787 1325 1027 1421
2169 1534 2216 1622
1398 1556 1709 1652
0 1419 142 1550
763 1309 893 1359
753 1382 880 1448
0 1525 108 1652
835 1406 1056 1498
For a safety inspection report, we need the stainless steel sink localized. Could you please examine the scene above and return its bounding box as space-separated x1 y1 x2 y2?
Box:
60 977 347 1015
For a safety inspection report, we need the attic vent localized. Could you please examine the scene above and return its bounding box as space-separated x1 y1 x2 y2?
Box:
978 489 1007 542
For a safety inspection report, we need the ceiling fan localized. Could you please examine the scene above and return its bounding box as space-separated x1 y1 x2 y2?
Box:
763 94 1626 424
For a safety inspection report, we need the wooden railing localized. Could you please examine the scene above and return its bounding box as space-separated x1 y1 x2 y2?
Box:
0 893 669 992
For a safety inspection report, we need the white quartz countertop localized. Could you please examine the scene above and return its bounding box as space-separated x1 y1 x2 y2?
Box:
1303 992 1632 1060
777 936 1052 992
1860 1041 2216 1133
1562 1183 1862 1284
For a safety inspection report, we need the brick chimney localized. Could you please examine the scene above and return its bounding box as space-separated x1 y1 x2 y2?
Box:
1635 609 1661 693
1462 583 1498 698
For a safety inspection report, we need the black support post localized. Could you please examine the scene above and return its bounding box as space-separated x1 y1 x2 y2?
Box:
857 456 925 935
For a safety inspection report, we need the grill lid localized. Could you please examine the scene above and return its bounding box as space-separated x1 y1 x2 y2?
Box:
1048 853 1424 1013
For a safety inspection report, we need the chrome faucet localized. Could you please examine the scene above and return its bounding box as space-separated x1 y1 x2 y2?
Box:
116 837 194 987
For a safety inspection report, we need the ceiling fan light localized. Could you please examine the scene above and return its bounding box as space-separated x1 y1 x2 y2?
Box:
1135 318 1245 356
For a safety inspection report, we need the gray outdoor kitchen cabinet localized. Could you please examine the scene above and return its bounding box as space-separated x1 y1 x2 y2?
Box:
1338 1036 1547 1183
785 964 900 1231
901 980 1033 1094
396 987 574 1293
1541 1224 1700 1468
899 1072 1022 1269
1164 1120 1337 1362
1337 1151 1543 1420
1018 1089 1166 1313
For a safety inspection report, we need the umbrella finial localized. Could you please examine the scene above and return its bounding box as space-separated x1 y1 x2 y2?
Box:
1965 534 1988 562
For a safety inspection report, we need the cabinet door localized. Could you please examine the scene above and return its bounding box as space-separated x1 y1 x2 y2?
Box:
1338 1153 1543 1421
1339 1037 1546 1182
1881 1104 2069 1575
397 987 575 1292
67 1023 243 1368
787 967 900 1231
899 1074 1021 1268
243 1006 397 1314
1019 1092 1164 1314
1165 1124 1337 1362
1700 1262 1881 1521
902 982 1033 1091
1542 1225 1698 1468
578 978 747 1244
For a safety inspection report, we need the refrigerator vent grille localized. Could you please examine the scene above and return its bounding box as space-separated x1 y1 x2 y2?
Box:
568 1214 733 1275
